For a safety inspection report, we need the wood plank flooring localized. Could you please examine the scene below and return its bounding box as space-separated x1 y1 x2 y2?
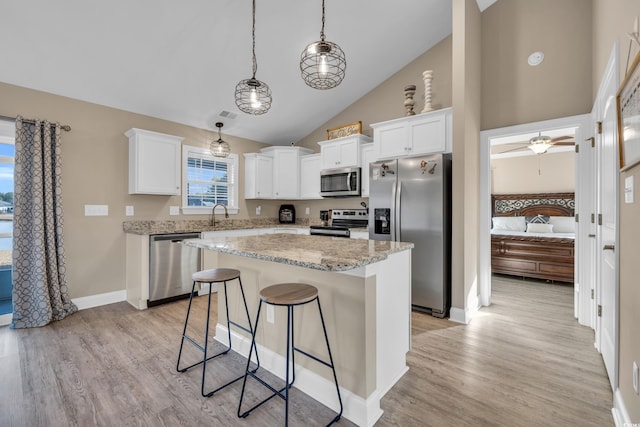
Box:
0 276 612 426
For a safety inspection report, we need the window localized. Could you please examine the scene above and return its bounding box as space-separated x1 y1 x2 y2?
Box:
181 145 238 215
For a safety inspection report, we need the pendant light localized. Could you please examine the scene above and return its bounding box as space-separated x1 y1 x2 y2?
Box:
235 0 272 115
210 122 230 158
300 0 346 90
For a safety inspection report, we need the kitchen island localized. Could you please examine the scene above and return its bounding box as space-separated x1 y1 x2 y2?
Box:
185 234 413 427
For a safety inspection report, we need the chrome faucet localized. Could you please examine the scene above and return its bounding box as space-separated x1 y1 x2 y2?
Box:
211 203 229 227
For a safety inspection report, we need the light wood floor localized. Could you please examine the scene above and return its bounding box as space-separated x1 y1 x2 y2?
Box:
0 276 612 426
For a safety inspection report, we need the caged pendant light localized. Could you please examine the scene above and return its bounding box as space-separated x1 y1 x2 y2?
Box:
300 0 346 90
235 0 272 115
210 122 230 158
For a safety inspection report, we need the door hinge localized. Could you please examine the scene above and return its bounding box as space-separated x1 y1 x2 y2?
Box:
591 289 595 299
597 121 603 134
575 214 579 223
591 213 595 223
598 213 603 226
586 137 594 149
597 304 602 317
575 144 580 153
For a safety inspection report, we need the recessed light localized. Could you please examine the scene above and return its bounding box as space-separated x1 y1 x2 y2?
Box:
528 51 544 66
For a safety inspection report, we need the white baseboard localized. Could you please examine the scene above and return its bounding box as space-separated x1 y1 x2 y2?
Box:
0 312 12 327
0 289 127 327
449 307 469 324
612 387 631 426
216 324 383 427
72 290 127 310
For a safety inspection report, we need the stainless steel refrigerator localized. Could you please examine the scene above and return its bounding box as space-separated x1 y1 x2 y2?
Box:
368 153 451 317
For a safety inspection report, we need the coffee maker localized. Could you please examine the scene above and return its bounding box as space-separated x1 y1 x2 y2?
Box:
278 204 296 224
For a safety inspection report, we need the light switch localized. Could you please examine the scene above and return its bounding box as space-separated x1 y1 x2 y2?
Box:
169 206 180 216
625 176 634 204
125 205 134 216
84 205 109 216
305 207 310 215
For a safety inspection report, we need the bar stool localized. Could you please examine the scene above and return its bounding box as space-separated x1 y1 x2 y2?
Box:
237 283 343 426
176 268 259 398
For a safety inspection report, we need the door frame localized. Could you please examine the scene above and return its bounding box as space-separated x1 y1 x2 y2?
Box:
479 114 591 321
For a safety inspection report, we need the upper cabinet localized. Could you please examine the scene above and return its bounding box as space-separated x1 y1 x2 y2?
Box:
244 153 274 199
371 108 452 160
245 146 313 199
299 154 322 199
126 128 183 195
360 144 375 197
318 134 373 170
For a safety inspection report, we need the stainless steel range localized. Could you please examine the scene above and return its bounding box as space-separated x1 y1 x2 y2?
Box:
309 209 368 237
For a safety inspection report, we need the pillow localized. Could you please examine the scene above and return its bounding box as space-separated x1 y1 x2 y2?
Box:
526 223 554 233
525 215 550 224
492 216 526 231
549 216 575 233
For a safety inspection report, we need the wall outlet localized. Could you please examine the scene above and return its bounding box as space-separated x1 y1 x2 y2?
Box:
625 176 634 204
256 205 261 215
266 305 275 324
305 207 310 215
169 206 179 216
633 361 639 395
125 205 134 216
84 204 108 216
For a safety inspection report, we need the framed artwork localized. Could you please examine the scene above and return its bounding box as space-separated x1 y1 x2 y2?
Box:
326 121 362 140
617 51 640 170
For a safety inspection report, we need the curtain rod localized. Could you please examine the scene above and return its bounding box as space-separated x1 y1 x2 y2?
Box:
0 114 71 132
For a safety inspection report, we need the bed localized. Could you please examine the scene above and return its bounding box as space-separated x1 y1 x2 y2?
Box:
491 193 575 283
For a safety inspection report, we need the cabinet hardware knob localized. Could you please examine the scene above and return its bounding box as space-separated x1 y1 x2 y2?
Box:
603 244 615 251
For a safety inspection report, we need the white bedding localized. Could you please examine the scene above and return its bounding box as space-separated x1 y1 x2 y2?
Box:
491 229 575 240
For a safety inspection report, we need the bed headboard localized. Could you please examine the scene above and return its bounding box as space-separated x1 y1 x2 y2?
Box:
492 193 575 217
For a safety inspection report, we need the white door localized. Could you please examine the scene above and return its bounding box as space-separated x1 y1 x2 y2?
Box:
595 45 619 388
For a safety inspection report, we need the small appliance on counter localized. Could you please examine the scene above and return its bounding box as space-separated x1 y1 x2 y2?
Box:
279 204 296 224
310 209 368 237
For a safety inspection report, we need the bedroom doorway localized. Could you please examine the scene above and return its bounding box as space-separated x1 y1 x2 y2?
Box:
479 114 592 326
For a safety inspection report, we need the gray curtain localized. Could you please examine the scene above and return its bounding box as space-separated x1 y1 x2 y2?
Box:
10 116 77 328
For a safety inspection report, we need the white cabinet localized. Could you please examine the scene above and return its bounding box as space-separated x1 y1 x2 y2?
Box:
126 128 183 195
350 231 369 240
360 144 375 197
371 108 452 160
299 154 321 199
247 146 313 200
318 134 373 170
244 153 274 199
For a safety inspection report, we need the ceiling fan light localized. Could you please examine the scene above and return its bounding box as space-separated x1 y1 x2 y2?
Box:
528 142 550 154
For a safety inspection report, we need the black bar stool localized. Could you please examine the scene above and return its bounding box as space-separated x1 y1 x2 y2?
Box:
176 268 259 397
237 283 343 426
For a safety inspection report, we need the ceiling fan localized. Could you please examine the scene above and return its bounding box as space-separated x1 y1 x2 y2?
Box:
497 132 575 155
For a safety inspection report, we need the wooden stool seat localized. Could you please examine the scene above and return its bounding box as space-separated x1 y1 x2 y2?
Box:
192 268 240 283
259 283 318 305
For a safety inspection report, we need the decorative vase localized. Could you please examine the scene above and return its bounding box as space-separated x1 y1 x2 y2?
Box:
404 84 416 116
421 70 434 113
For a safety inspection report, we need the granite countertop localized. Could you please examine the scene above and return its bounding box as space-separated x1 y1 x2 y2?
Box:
184 234 413 272
123 218 312 235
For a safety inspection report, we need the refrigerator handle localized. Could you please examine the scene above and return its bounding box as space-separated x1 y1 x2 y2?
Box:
390 180 397 241
395 182 402 241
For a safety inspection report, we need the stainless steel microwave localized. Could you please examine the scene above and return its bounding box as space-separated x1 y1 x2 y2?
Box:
320 167 361 197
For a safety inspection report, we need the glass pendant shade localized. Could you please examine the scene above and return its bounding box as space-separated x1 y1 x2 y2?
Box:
235 77 272 115
210 122 230 158
300 40 346 89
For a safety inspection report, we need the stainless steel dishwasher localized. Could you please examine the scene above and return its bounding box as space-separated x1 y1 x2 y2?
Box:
149 233 201 306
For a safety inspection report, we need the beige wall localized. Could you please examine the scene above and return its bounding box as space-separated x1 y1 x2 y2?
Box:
0 82 282 299
481 0 593 131
593 0 640 421
491 151 575 194
297 35 453 150
451 0 481 314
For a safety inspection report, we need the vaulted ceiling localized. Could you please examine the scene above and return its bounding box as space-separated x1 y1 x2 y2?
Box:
0 0 495 145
